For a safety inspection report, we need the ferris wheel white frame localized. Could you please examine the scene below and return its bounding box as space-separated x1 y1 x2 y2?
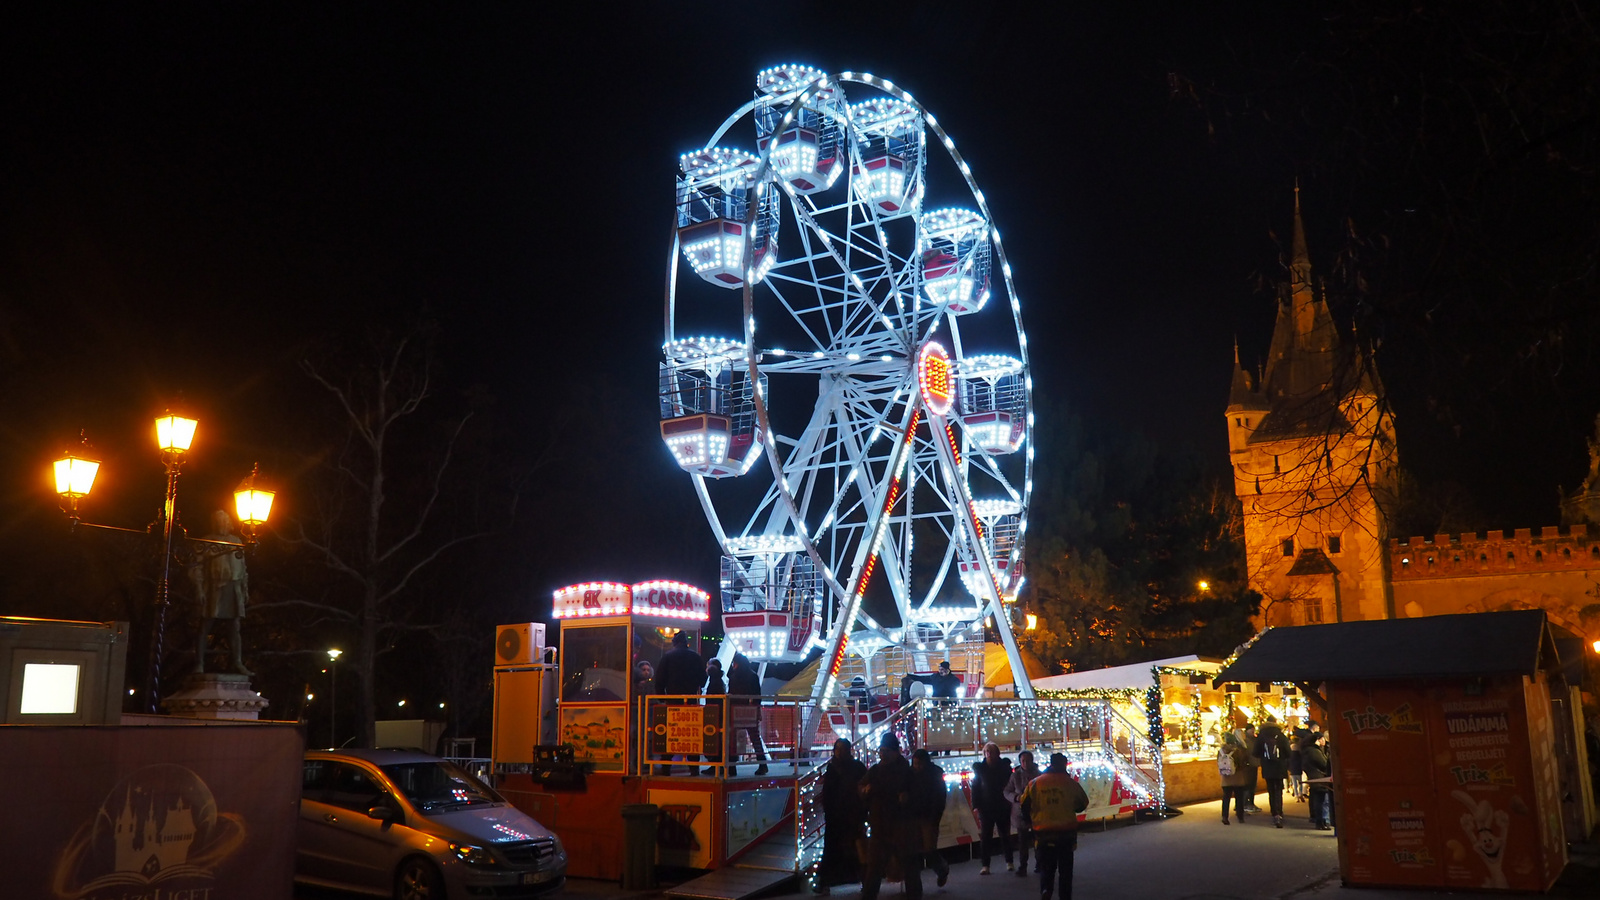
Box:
664 68 1037 706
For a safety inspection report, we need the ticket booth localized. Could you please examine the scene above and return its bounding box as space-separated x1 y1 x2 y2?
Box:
495 580 713 879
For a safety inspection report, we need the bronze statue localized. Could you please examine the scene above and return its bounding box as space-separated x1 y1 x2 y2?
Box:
189 509 251 676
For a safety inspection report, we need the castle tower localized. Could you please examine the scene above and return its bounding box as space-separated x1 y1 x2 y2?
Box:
1228 188 1397 627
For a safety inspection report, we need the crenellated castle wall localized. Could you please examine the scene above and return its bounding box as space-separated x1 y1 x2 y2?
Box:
1389 524 1600 580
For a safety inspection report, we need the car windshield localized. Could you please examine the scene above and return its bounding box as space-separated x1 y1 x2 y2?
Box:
380 761 501 811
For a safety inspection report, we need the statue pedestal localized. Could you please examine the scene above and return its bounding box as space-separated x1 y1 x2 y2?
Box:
161 673 270 720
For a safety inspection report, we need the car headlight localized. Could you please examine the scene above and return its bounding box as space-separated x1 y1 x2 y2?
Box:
552 836 566 859
450 843 499 867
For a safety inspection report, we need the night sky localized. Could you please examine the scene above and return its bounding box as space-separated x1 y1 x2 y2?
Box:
2 4 1595 621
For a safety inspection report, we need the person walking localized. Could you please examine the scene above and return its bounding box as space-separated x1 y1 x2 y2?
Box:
1254 715 1292 827
860 733 919 900
702 658 726 775
1238 722 1261 813
813 738 867 895
1003 750 1042 876
1303 729 1334 830
1288 719 1309 801
971 741 1014 874
1218 732 1250 824
653 631 704 774
909 749 951 888
727 652 769 776
1019 752 1089 900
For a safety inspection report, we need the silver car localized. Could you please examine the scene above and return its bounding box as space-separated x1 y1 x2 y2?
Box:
297 748 567 900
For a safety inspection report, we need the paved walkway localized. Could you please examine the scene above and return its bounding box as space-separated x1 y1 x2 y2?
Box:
562 792 1600 900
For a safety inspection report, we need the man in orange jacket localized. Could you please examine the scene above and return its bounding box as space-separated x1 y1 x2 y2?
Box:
1019 753 1089 900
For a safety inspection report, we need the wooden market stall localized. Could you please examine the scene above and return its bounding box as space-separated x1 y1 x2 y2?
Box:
1216 610 1594 893
1034 654 1313 805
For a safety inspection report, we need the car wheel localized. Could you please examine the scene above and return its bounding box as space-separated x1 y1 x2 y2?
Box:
394 857 446 900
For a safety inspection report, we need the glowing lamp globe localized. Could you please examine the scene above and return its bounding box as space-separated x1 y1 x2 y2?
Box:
53 451 100 499
155 414 198 453
234 473 275 527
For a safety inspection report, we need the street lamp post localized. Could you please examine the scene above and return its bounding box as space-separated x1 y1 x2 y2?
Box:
327 648 343 748
53 414 275 712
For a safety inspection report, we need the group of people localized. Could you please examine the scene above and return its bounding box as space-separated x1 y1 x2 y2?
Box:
1216 715 1333 830
633 630 768 775
818 735 1090 900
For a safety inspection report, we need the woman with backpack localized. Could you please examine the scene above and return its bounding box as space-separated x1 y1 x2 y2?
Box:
1217 732 1250 824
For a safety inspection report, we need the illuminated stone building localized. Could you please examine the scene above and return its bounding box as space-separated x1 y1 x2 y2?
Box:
1229 192 1599 644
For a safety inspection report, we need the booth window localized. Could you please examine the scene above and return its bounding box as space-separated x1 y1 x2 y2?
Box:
560 625 628 702
1326 534 1342 554
1280 538 1294 557
20 663 80 715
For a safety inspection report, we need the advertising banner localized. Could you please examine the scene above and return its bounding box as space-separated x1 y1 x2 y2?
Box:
0 723 300 900
1426 680 1545 892
1340 784 1444 886
1333 683 1432 787
648 788 714 868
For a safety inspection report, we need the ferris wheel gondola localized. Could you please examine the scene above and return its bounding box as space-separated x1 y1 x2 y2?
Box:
660 66 1036 703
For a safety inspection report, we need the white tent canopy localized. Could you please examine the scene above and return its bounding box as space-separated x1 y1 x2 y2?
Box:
1031 655 1222 691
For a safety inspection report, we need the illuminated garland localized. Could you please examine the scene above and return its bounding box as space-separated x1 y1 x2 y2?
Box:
1185 692 1203 749
1145 682 1164 748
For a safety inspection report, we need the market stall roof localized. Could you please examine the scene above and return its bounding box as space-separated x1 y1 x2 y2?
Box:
1213 610 1553 687
1032 655 1222 691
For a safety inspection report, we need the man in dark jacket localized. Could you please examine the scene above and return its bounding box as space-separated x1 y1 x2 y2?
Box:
910 749 950 887
655 630 704 694
653 631 703 774
971 741 1015 874
727 653 769 776
1302 730 1333 830
814 739 867 895
1254 715 1292 827
860 733 918 900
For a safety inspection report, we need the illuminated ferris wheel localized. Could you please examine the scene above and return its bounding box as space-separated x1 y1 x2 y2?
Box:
659 65 1035 703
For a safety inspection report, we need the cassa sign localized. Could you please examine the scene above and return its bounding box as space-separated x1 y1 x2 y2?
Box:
632 580 710 621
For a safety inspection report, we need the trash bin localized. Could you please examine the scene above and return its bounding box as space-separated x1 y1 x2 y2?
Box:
620 803 659 889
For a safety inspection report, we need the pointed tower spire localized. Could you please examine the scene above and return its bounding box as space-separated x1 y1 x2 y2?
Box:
1291 179 1311 285
1290 179 1315 338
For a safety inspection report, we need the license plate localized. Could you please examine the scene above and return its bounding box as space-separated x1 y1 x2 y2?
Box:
522 872 539 885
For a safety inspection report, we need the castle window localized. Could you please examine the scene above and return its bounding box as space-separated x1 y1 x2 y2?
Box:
1326 535 1342 554
1303 597 1323 624
1506 551 1515 562
1280 538 1294 557
1245 418 1251 426
1563 547 1571 559
1453 555 1461 563
1591 546 1599 559
1273 455 1281 473
1479 553 1487 562
1400 557 1410 569
1427 556 1435 567
1535 550 1543 562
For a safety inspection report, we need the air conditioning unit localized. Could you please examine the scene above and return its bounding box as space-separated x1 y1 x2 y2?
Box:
494 623 546 668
